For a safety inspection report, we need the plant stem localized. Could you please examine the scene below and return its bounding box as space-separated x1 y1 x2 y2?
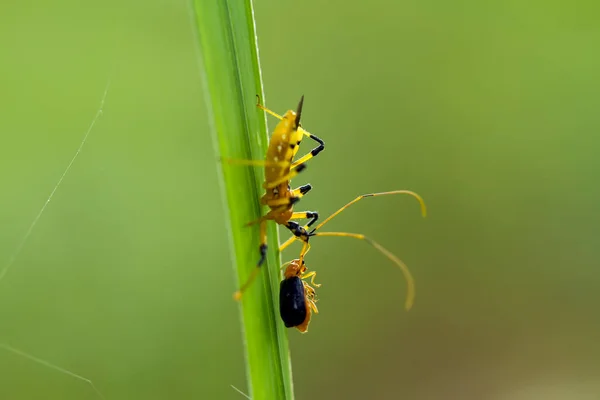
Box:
189 1 294 399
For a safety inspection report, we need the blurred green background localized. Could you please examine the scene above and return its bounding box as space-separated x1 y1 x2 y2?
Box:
1 0 600 399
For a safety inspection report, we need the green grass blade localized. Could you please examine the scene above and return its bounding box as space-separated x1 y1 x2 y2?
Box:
189 1 294 399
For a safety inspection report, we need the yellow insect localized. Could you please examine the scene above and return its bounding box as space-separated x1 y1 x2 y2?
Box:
227 96 324 299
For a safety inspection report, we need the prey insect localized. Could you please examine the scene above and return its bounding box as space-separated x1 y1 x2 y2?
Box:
280 190 427 313
227 96 325 300
279 258 320 333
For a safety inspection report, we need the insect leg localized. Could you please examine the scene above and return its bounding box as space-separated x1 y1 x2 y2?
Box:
311 190 427 232
303 283 319 313
244 212 273 227
309 301 318 314
290 130 325 169
310 231 416 310
282 209 320 241
281 191 426 309
256 95 284 120
257 219 268 266
290 184 312 198
262 163 307 189
289 211 319 227
225 158 290 167
301 270 321 287
280 190 425 253
279 236 296 252
234 219 268 300
298 241 311 262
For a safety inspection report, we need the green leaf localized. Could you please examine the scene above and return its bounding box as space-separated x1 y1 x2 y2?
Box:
190 1 294 399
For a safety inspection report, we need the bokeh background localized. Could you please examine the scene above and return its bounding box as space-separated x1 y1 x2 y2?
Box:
1 1 600 399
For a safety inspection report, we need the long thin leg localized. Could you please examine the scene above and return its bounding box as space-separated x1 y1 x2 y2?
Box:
278 190 426 252
235 226 314 300
312 232 415 311
256 95 304 130
263 163 307 189
311 190 427 232
298 241 311 262
225 158 290 167
256 95 284 120
290 129 325 168
257 220 268 266
233 219 268 301
279 236 297 252
279 191 426 308
289 211 319 227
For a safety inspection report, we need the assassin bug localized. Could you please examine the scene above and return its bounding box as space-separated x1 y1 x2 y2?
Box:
279 190 427 311
279 258 320 333
227 96 325 300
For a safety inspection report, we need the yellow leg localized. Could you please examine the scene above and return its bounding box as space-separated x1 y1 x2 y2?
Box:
312 190 427 232
225 158 290 167
306 294 319 314
290 184 312 198
310 300 319 314
289 211 319 227
233 220 268 301
301 271 321 288
279 190 425 243
256 95 284 120
263 164 306 189
289 211 312 219
278 191 425 308
312 232 415 311
278 240 309 260
245 213 272 227
257 95 304 130
299 241 311 261
290 154 314 169
290 128 325 169
279 236 297 252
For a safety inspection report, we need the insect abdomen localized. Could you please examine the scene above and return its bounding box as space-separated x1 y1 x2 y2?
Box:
279 276 307 328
